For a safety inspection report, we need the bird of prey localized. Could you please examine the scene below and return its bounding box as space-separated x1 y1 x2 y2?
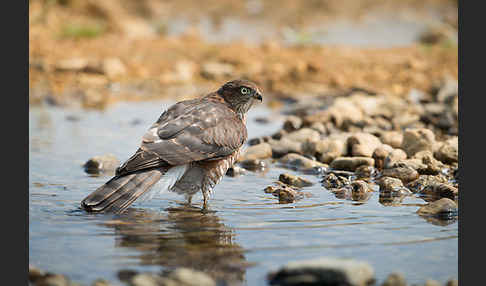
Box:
81 79 263 213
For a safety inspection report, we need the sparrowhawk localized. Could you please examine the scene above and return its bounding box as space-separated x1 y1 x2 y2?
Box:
81 79 263 213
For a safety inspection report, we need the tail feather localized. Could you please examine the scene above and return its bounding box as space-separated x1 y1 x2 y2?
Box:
81 168 165 213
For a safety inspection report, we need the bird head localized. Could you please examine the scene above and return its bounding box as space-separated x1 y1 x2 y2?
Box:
217 79 263 115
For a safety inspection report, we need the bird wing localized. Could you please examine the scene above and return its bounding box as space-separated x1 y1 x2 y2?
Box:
116 97 247 176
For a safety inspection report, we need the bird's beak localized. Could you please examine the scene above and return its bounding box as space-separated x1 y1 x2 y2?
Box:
254 92 263 102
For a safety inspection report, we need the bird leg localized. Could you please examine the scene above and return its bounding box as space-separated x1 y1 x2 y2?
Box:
202 191 209 210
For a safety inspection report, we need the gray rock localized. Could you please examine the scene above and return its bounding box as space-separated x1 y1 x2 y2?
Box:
330 157 375 171
279 173 313 188
279 153 327 170
347 133 383 157
238 143 272 161
381 272 407 286
84 154 120 174
268 257 375 286
416 198 458 218
401 128 437 157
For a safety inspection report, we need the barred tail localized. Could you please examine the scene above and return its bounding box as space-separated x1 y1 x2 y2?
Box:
81 168 166 213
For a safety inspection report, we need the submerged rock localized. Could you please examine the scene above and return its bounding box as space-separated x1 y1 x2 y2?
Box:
267 257 375 286
321 173 350 190
406 175 449 193
416 198 458 219
376 176 411 195
279 173 313 188
264 183 307 203
84 154 120 174
419 183 458 201
279 153 327 170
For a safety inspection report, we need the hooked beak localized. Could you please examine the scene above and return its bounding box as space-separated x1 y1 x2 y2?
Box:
254 92 263 102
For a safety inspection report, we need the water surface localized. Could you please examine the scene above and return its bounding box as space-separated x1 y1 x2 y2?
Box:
29 100 458 285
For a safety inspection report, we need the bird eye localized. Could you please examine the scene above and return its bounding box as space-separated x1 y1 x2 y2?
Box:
240 87 250 95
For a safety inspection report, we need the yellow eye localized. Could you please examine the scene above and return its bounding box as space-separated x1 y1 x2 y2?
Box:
240 87 250 95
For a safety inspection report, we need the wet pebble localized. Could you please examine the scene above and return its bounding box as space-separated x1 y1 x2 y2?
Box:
267 257 375 286
330 157 375 171
355 165 376 179
264 183 306 203
376 176 410 194
279 173 313 188
84 154 120 174
321 173 350 189
381 165 419 184
349 180 373 201
419 183 458 201
406 175 449 193
279 153 327 170
416 198 458 219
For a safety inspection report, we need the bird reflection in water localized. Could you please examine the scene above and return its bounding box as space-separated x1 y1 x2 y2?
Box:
101 206 249 284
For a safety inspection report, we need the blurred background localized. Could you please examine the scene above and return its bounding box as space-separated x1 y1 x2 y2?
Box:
29 0 457 109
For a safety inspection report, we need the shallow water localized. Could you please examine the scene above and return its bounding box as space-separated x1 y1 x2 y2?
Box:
29 100 458 286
